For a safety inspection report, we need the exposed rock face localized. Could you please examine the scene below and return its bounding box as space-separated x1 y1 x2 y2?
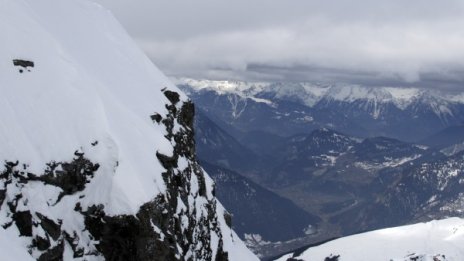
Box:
13 59 34 73
1 155 100 260
0 90 247 260
0 1 256 260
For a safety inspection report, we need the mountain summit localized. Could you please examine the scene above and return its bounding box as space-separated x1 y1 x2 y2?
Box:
0 0 257 260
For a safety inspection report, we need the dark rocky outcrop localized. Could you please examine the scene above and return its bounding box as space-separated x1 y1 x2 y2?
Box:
13 210 33 236
0 154 100 260
164 90 180 105
324 255 340 261
13 59 34 68
0 89 238 260
150 113 162 123
29 154 99 201
13 59 34 73
0 189 5 209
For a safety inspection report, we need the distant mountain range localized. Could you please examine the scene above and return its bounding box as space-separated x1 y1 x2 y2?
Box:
177 78 464 141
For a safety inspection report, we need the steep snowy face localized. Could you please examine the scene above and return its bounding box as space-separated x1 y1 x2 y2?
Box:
0 0 257 260
277 218 464 261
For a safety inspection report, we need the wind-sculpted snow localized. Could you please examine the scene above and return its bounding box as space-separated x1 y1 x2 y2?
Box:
0 0 257 260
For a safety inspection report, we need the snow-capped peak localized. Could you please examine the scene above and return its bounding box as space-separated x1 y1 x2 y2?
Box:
173 77 267 95
324 84 390 102
176 78 464 112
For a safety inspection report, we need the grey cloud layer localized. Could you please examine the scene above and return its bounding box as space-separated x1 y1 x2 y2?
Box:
95 0 464 88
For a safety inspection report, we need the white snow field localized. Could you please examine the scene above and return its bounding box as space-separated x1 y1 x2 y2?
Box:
276 218 464 261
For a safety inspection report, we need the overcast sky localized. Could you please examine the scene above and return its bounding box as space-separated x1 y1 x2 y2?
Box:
94 0 464 89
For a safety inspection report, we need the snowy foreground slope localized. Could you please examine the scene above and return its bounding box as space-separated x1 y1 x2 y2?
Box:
276 218 464 261
0 0 257 260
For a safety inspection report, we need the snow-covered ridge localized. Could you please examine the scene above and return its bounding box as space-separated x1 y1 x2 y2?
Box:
174 78 274 105
0 0 257 260
276 218 464 261
175 78 464 110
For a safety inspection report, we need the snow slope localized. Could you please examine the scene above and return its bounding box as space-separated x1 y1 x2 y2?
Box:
0 0 179 215
0 0 257 260
276 218 464 261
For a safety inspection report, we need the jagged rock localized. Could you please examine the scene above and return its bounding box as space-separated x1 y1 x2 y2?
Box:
13 59 34 73
224 212 232 228
13 59 34 68
164 90 180 104
38 241 64 261
33 236 51 251
13 211 33 236
150 113 162 123
324 255 340 261
36 213 61 241
156 152 178 169
0 189 5 207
